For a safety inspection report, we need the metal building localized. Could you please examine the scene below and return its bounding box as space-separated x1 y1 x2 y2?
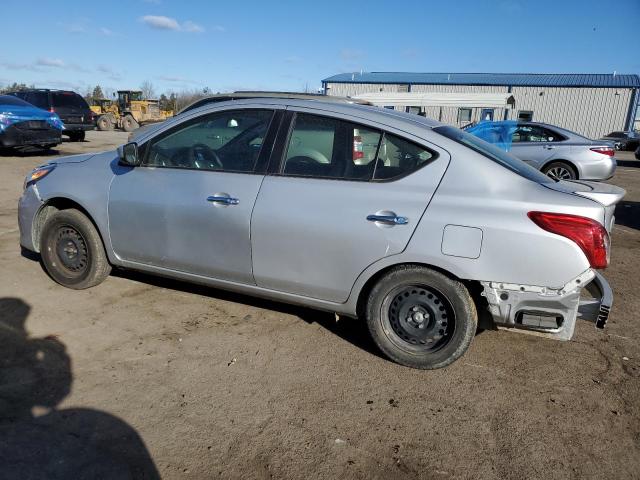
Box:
322 72 640 138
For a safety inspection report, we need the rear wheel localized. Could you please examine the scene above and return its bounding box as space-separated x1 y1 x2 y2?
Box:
366 266 477 369
543 161 577 181
40 209 111 289
122 115 139 132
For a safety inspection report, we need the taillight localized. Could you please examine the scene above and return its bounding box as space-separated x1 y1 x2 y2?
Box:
590 147 615 157
528 211 609 269
49 107 55 113
353 134 363 161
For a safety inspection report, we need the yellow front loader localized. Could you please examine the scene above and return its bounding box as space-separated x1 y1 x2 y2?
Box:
92 91 173 132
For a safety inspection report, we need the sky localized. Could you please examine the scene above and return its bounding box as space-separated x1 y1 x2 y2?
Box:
1 0 639 97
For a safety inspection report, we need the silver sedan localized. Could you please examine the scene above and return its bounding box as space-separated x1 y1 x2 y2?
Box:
18 98 624 369
467 121 617 181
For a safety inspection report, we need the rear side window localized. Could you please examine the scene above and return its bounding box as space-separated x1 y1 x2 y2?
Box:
283 113 381 180
52 92 89 109
282 113 436 181
512 125 565 143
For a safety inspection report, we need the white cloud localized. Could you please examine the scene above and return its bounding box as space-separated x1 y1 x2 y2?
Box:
140 15 207 33
100 27 115 36
141 15 181 31
183 21 205 33
36 58 66 68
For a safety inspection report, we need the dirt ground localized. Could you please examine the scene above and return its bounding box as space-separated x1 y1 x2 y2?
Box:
1 131 639 479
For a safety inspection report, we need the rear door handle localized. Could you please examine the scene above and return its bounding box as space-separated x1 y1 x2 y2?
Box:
544 145 556 150
367 214 409 225
207 195 239 206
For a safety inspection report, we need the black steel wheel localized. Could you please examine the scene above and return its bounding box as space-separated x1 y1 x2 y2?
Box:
366 266 477 369
40 209 111 289
384 285 454 353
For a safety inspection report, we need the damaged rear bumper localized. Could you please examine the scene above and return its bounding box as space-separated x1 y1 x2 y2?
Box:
481 270 612 341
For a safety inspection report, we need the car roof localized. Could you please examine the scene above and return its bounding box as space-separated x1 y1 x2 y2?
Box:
178 92 373 115
131 97 445 145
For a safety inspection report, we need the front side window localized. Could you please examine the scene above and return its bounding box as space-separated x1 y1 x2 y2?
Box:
52 92 90 109
144 109 273 172
282 113 381 180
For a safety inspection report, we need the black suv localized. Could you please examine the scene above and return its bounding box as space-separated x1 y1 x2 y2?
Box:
8 89 94 141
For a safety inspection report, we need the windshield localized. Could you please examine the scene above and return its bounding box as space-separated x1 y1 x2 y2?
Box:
434 125 553 184
0 95 33 107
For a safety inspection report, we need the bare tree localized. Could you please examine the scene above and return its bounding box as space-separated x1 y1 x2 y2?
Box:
140 80 156 99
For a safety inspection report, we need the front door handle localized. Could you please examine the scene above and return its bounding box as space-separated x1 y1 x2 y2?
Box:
367 214 409 225
207 195 239 206
544 145 556 150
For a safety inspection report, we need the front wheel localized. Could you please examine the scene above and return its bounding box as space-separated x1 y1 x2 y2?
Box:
366 266 477 369
40 209 111 289
122 115 139 132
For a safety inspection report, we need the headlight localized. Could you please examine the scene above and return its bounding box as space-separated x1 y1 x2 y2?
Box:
24 163 56 189
0 113 12 130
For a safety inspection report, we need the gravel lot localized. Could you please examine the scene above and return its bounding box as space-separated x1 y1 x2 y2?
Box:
1 131 639 479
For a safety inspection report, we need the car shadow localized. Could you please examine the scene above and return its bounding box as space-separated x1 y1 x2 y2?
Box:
615 201 640 230
0 147 60 157
0 297 160 479
112 269 387 360
616 159 640 168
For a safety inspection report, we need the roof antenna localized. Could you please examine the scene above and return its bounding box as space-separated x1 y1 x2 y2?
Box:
447 74 451 82
360 68 363 76
351 73 355 81
613 70 617 76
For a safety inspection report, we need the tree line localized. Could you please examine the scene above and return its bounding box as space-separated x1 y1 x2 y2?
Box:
1 80 216 113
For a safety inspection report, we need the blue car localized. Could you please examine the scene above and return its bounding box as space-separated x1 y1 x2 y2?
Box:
0 95 64 150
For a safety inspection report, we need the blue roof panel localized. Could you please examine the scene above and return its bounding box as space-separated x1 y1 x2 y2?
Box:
323 72 640 88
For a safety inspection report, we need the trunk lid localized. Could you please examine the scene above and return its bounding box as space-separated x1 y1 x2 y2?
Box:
543 180 625 232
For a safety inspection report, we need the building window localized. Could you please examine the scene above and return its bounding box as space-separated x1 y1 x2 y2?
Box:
458 108 472 122
398 84 410 93
518 110 534 122
405 106 421 115
383 106 395 110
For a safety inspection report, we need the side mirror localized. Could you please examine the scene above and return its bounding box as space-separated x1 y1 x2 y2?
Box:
118 142 140 166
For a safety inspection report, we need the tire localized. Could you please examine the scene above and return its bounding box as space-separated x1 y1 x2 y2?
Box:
122 115 139 132
97 116 111 131
40 209 111 289
366 266 477 369
543 161 577 181
67 130 86 142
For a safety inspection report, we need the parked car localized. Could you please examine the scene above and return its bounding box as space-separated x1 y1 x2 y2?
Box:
466 121 616 181
8 89 94 141
599 131 640 151
0 95 63 150
18 99 624 369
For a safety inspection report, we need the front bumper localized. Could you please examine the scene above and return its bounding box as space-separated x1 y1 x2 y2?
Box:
482 269 613 341
0 125 62 147
18 185 44 252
